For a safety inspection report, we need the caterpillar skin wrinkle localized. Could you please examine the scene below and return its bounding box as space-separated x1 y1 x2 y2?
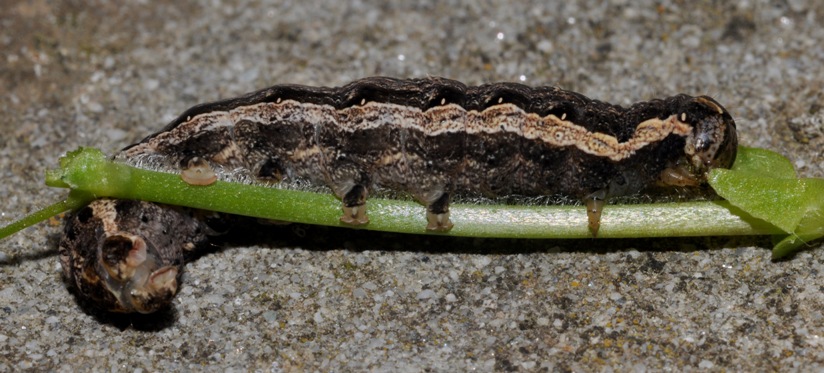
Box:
58 77 738 313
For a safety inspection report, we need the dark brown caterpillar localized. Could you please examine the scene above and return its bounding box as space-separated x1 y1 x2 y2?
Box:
59 77 738 313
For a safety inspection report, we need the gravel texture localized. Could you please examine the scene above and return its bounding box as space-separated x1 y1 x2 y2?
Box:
1 0 823 371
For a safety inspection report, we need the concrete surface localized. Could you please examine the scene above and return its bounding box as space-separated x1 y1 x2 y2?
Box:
1 0 823 371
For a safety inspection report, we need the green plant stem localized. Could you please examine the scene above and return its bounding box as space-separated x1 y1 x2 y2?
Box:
2 147 820 260
35 147 782 239
0 190 94 239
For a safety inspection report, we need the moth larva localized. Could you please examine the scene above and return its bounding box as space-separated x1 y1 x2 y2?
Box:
58 77 738 313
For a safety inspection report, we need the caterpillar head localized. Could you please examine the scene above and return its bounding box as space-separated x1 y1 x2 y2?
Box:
660 96 738 187
59 199 208 313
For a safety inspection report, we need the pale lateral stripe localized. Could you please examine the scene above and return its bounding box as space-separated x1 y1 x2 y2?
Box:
124 99 693 163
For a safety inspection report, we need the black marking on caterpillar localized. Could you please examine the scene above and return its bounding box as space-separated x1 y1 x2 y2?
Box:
58 77 738 313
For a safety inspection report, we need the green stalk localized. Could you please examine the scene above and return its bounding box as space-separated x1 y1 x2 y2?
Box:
0 190 94 239
2 147 822 258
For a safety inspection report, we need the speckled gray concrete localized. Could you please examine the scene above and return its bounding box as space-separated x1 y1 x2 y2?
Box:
1 0 823 371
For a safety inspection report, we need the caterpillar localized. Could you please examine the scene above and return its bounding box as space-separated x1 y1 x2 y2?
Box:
58 77 738 313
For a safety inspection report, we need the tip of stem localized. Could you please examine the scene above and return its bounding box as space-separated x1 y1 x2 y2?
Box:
45 169 70 188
